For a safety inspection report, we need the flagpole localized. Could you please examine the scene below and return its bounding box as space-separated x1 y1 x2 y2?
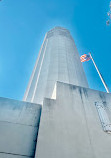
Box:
89 52 110 93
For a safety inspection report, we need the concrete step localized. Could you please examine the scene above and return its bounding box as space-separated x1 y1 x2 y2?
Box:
0 97 42 158
36 81 111 158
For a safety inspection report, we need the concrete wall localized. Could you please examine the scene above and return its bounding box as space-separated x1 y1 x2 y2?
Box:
36 82 111 158
23 27 88 104
0 97 41 158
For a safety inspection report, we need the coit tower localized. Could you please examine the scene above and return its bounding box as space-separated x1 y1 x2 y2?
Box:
23 27 88 104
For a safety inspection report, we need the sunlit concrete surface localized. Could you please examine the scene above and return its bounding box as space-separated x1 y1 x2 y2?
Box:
23 27 88 104
0 97 41 158
1 27 111 158
36 82 111 158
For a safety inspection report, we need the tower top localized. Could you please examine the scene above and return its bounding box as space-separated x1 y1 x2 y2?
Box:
48 26 69 31
46 26 71 39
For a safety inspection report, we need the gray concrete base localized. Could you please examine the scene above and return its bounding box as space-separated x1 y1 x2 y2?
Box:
36 81 111 158
0 97 41 158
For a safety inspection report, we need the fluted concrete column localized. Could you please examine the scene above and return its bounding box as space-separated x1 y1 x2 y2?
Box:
23 27 88 104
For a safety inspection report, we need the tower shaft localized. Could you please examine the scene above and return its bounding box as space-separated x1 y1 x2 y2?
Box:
24 27 88 104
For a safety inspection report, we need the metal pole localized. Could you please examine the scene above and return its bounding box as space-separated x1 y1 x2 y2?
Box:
89 52 110 93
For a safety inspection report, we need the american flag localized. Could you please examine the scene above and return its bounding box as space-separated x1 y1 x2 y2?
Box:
80 54 91 62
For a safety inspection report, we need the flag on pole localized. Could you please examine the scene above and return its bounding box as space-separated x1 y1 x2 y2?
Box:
80 54 91 62
80 52 110 93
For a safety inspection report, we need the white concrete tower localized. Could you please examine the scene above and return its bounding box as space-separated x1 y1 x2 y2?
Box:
23 26 88 104
1 27 111 158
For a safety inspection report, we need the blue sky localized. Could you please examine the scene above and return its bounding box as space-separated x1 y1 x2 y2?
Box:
0 0 111 100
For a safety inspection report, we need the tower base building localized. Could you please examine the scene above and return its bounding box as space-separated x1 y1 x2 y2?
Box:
0 27 111 158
